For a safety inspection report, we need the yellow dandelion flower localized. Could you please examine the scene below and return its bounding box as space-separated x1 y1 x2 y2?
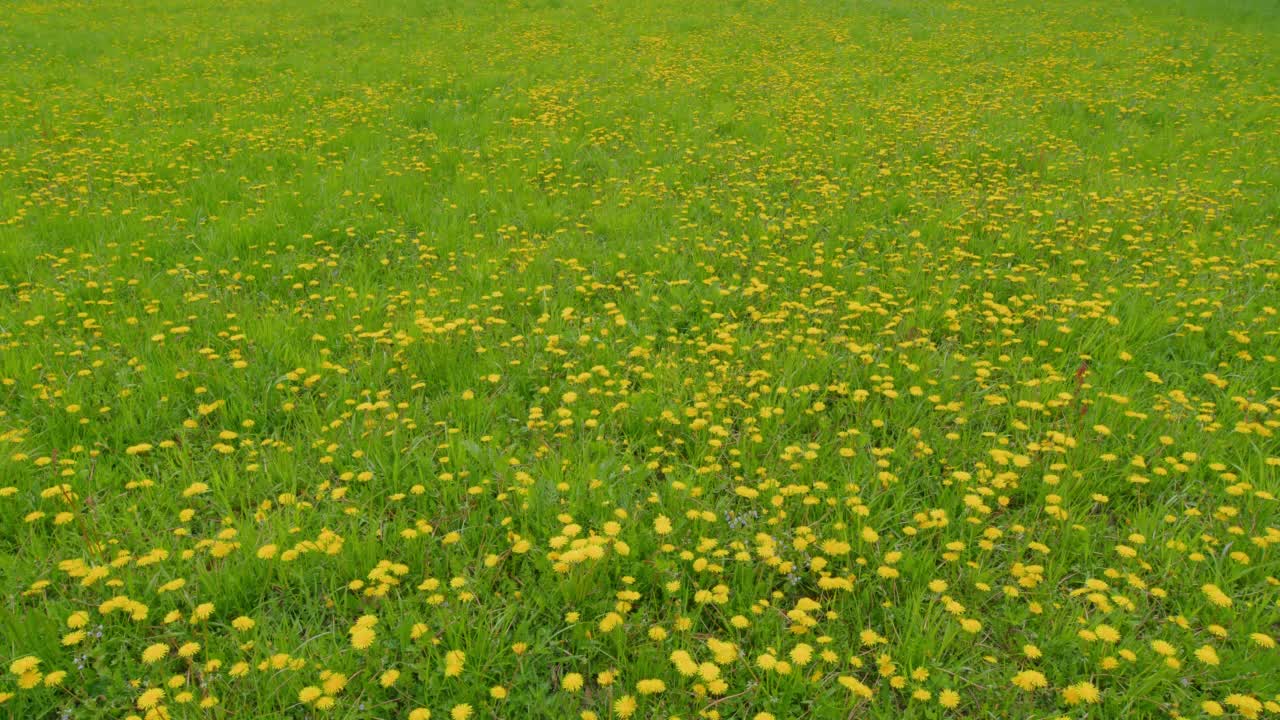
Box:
299 687 322 704
613 694 637 718
1194 645 1220 666
636 678 665 694
561 672 585 691
1010 670 1048 692
444 650 465 677
939 689 960 708
8 656 39 676
1062 681 1100 705
350 626 376 650
137 688 165 709
654 515 672 535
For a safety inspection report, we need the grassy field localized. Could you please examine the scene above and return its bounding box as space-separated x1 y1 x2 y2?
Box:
2 0 1279 717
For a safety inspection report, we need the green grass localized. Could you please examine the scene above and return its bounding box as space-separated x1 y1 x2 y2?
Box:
1 0 1278 718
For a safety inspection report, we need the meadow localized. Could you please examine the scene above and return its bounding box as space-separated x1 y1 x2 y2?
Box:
1 0 1279 717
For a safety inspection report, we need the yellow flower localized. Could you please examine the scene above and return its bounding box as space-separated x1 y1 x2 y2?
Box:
1201 584 1233 607
450 704 472 720
8 656 39 676
1194 645 1220 666
137 688 165 709
142 644 169 664
550 671 580 694
789 643 813 666
299 687 323 704
1224 694 1262 718
636 678 665 694
444 650 465 677
350 626 376 650
191 603 214 622
670 650 697 676
938 689 960 708
1062 681 1100 705
321 672 348 695
613 695 637 718
839 675 874 698
1010 670 1048 692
